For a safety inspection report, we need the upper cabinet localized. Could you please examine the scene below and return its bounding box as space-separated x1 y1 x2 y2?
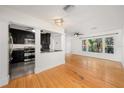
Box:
9 28 35 44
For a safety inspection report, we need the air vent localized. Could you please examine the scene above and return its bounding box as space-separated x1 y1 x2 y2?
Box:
63 5 75 12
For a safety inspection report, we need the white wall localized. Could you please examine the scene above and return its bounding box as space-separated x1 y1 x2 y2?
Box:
0 7 65 86
71 29 122 62
65 34 72 54
122 26 124 67
0 21 9 86
71 37 82 55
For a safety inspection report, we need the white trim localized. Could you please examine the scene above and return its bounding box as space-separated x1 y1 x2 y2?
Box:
0 75 9 87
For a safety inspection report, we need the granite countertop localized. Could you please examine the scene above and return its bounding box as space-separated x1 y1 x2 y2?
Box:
41 50 62 53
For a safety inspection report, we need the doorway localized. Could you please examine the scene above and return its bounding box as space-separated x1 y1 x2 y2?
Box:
9 23 35 80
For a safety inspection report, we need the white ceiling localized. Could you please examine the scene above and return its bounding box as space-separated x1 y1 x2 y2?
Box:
3 5 124 34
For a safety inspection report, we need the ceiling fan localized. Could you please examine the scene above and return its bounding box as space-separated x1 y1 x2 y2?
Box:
74 32 84 37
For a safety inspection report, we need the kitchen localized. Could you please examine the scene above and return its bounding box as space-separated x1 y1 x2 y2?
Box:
8 23 64 80
9 23 35 79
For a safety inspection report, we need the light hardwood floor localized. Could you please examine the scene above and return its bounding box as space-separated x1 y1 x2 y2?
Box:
2 54 124 88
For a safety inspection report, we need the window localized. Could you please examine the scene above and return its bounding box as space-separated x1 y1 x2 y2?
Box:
105 37 114 54
88 38 103 53
82 40 87 51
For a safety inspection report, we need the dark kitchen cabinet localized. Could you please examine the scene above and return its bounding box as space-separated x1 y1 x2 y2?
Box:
11 50 24 64
41 33 51 51
9 28 35 44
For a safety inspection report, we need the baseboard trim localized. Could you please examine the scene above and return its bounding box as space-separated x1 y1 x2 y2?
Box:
71 53 121 63
0 75 9 87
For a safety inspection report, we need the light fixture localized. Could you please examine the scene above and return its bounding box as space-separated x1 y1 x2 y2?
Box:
74 32 83 37
54 18 64 26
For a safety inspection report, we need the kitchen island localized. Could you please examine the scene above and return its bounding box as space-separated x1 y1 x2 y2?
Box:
35 29 65 74
35 50 65 73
